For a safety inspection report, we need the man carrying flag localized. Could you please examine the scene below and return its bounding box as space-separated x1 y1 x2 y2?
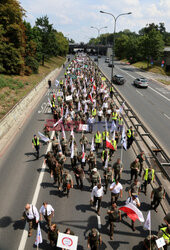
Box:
119 194 144 231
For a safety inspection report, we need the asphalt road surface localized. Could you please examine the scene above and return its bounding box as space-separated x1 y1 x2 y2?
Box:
0 56 166 250
96 56 170 154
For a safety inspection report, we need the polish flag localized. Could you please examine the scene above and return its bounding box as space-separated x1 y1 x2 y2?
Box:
119 203 144 222
88 93 93 103
93 84 96 90
82 144 85 163
106 136 115 150
61 105 63 117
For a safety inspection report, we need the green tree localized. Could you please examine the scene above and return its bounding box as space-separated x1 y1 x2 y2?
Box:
0 0 26 74
35 15 56 65
139 29 164 67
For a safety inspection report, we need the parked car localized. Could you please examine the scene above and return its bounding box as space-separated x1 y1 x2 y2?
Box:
105 57 109 63
112 74 125 85
108 60 114 67
133 77 148 88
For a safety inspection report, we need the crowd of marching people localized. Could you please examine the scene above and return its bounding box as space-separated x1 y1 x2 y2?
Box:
26 54 169 249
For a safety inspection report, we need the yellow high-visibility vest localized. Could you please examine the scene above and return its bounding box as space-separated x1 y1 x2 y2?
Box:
32 137 39 146
160 227 170 244
95 133 102 143
112 112 118 120
102 131 109 140
92 109 96 117
144 169 155 181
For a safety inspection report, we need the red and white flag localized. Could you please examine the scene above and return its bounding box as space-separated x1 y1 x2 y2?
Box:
106 136 115 150
82 144 85 163
35 223 43 246
93 84 96 90
119 203 144 222
88 93 93 103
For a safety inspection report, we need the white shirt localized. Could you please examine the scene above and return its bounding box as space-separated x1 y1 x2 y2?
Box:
25 205 39 221
126 197 140 207
91 186 104 199
110 182 123 194
107 109 112 114
88 117 95 124
39 204 54 216
98 110 103 117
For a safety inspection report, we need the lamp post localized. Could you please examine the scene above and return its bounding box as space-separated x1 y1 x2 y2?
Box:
91 26 107 66
100 11 132 82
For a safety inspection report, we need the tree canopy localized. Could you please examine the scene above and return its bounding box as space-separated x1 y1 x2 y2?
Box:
0 0 69 75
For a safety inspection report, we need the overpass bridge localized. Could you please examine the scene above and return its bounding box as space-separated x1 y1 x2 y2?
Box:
69 43 112 56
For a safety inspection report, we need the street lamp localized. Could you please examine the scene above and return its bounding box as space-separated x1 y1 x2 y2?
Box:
91 26 107 66
100 11 132 82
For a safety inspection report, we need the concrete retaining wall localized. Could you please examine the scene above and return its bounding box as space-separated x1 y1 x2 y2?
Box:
0 66 62 141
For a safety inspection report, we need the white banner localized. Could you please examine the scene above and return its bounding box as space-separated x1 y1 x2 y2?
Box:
38 131 49 142
79 124 89 131
57 232 78 250
66 95 72 101
57 92 63 96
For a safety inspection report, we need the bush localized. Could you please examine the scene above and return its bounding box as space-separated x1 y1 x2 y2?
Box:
25 56 39 73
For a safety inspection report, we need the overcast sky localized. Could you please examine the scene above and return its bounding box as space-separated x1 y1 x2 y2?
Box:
20 0 170 43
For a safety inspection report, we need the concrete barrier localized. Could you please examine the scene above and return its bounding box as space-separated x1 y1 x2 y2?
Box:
0 66 63 143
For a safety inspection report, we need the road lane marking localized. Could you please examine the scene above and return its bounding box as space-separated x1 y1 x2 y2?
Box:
164 113 170 120
136 90 143 96
18 130 55 250
115 65 170 102
148 86 170 102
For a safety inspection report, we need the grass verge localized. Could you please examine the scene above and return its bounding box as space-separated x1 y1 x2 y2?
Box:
158 79 170 85
0 56 65 120
131 61 170 76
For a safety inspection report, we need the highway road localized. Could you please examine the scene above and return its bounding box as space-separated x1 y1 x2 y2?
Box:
0 56 167 250
97 57 170 154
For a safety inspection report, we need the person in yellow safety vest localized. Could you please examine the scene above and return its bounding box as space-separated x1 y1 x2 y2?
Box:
51 101 55 113
110 86 114 98
118 117 124 132
32 135 40 159
158 226 170 249
57 95 62 103
112 110 118 124
94 131 102 154
102 130 109 149
127 126 135 149
110 139 117 158
142 166 155 195
101 149 109 167
59 80 64 88
64 72 67 78
92 108 97 118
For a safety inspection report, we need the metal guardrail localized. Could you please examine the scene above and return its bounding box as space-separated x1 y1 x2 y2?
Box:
89 57 170 181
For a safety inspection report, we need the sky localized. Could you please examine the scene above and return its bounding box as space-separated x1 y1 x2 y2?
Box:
19 0 170 43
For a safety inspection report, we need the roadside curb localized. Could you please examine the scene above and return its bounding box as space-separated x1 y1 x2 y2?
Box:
0 65 64 156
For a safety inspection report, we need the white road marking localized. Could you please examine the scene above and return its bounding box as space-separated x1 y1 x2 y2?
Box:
164 113 170 120
115 65 170 102
156 88 170 95
18 130 55 250
148 86 170 102
136 90 143 96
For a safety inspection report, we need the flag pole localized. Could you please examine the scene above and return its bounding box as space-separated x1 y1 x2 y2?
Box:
120 144 123 162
